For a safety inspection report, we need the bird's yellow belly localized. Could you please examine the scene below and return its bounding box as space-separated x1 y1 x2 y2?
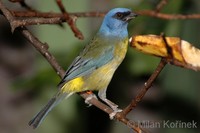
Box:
61 60 120 93
83 61 117 91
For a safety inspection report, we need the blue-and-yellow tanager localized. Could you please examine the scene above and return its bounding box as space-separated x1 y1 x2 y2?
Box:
29 8 137 128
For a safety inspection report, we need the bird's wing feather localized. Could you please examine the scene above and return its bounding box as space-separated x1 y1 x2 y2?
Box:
58 37 114 87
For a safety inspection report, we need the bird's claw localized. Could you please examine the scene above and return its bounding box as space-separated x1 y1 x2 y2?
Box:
109 106 122 119
84 94 97 107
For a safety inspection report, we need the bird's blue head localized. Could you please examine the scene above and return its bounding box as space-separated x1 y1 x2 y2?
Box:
98 8 137 38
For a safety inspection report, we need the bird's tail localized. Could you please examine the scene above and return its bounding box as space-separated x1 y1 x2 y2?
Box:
28 92 74 129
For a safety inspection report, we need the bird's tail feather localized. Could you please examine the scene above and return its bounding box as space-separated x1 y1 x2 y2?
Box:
28 92 73 129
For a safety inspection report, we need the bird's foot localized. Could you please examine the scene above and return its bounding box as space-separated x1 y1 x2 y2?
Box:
84 93 97 107
109 105 122 119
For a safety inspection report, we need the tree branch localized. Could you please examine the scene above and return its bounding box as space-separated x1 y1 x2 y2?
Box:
11 10 106 18
11 10 200 20
137 10 200 19
155 0 168 12
13 18 62 30
55 0 84 40
122 58 167 116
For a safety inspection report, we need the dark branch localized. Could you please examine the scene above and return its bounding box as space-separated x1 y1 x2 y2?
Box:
11 10 106 18
122 58 167 116
155 0 168 12
12 10 200 20
137 10 200 19
12 17 62 30
55 0 84 40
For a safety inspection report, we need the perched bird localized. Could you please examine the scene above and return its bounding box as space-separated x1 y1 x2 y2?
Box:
29 8 138 129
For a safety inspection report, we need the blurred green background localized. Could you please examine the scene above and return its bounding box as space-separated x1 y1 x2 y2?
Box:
0 0 199 133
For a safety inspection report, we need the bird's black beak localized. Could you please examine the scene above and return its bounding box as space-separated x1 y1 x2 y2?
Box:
125 12 138 21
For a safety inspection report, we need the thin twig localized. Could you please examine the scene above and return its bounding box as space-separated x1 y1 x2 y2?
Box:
12 17 62 28
0 2 62 31
155 0 168 12
0 0 16 32
12 10 200 29
9 0 22 2
12 10 200 20
21 28 65 77
122 58 167 116
55 0 84 40
137 10 200 19
11 10 106 18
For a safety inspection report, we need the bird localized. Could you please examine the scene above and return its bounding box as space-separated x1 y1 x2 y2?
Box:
29 7 138 129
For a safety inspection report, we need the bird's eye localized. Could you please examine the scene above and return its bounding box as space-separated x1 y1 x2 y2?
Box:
116 12 123 18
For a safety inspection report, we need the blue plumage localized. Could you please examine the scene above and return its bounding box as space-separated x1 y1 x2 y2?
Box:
99 8 136 38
